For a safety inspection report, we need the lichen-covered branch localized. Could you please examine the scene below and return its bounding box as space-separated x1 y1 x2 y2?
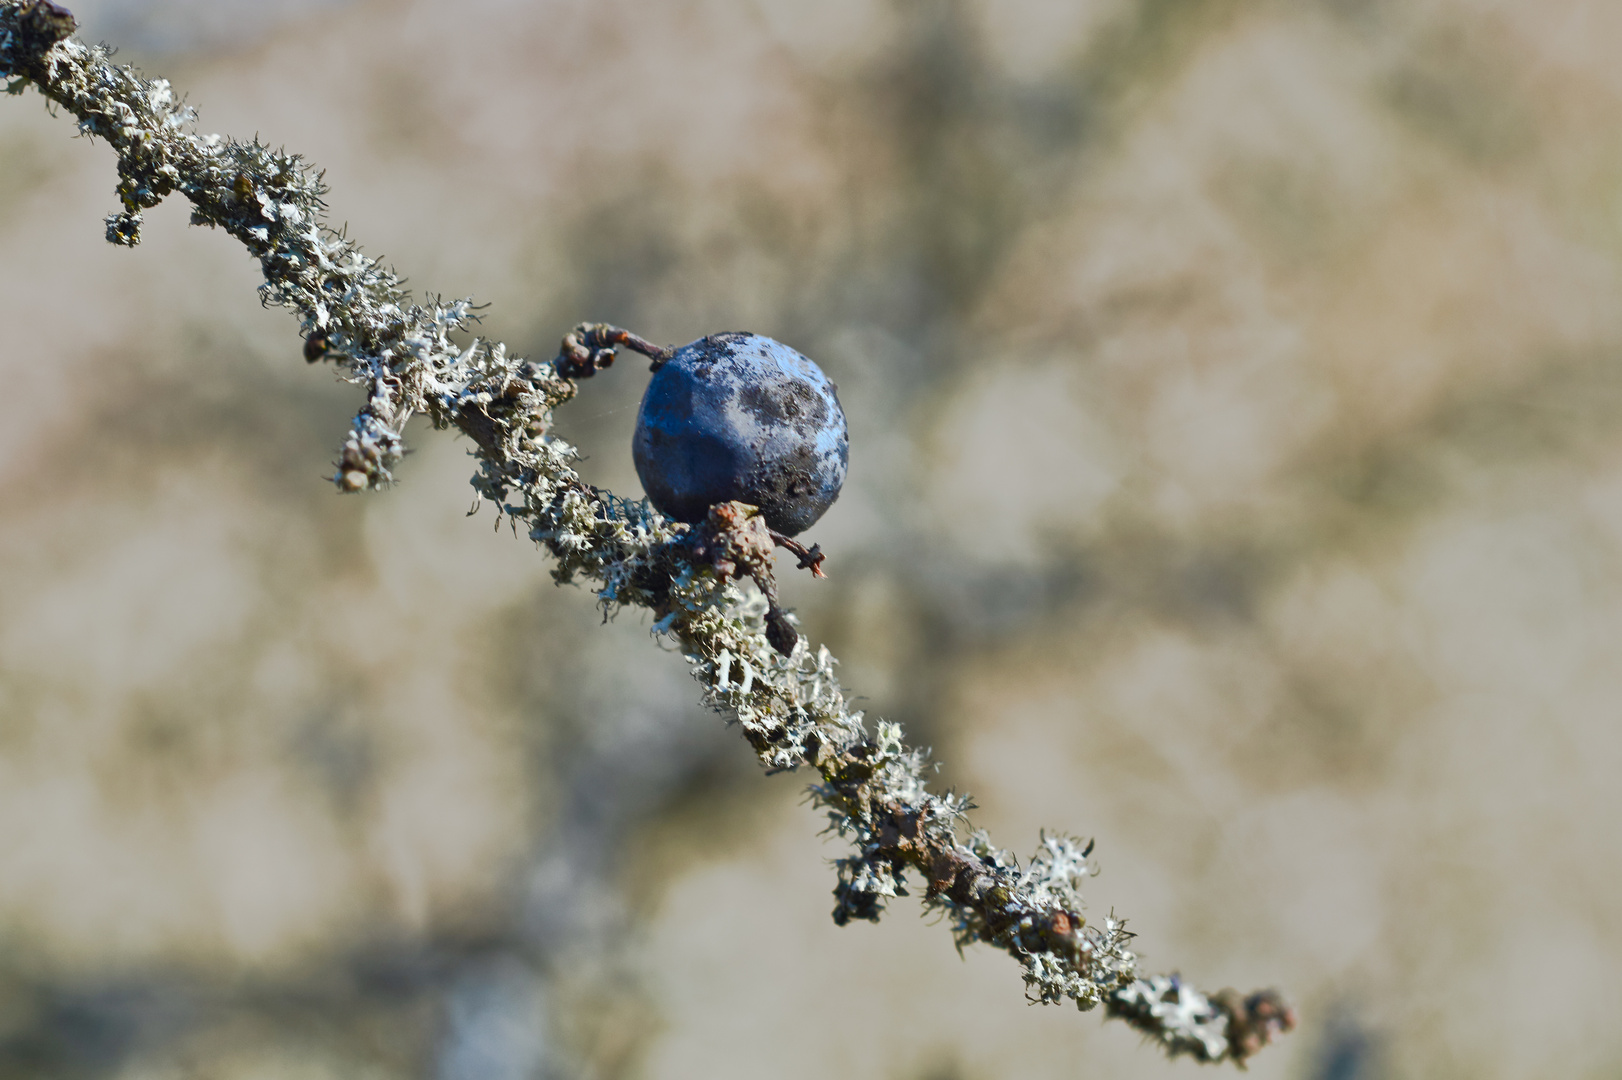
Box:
0 1 1294 1064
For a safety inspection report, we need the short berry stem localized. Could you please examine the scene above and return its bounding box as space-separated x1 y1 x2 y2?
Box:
553 321 672 378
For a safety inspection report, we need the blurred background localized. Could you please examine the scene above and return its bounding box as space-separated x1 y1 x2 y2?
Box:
3 0 1621 1076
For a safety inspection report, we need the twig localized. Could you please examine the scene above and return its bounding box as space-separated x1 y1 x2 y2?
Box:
552 320 672 378
0 1 1294 1064
769 529 826 578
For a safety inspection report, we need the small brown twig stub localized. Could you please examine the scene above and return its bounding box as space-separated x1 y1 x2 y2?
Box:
553 322 672 379
769 529 826 579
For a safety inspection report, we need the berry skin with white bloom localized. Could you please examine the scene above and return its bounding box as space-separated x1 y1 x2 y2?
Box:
632 332 848 537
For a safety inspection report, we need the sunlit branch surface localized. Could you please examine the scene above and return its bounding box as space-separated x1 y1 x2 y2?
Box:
0 0 1292 1064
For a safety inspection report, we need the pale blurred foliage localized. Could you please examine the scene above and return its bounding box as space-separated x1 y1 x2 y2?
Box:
4 0 1622 1077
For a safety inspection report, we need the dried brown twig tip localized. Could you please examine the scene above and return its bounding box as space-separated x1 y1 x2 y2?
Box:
768 529 826 578
553 321 672 379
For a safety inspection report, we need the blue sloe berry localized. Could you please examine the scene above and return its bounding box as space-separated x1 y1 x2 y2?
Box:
633 332 848 537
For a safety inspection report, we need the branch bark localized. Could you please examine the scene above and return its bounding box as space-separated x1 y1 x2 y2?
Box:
0 1 1294 1064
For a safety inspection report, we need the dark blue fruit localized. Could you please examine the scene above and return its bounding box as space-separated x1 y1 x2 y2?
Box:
633 332 848 537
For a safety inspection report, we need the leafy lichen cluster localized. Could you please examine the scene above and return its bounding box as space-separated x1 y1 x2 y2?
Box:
0 1 1293 1064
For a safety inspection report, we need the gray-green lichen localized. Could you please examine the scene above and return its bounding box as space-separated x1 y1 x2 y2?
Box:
0 1 1293 1064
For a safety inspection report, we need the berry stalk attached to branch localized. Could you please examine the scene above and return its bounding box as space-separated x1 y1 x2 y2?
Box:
0 1 1294 1065
554 321 671 379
